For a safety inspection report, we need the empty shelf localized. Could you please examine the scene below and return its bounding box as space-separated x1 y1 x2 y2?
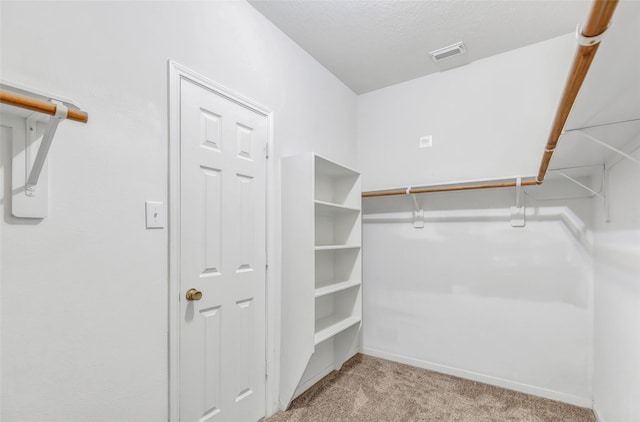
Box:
314 315 361 345
315 245 361 251
315 280 361 298
315 200 360 215
315 154 360 178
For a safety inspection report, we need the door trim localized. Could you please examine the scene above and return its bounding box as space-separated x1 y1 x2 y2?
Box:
168 61 274 422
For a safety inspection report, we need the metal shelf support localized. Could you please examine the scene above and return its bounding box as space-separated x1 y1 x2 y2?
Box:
571 129 640 167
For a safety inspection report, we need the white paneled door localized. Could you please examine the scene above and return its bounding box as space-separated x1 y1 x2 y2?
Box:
179 78 267 422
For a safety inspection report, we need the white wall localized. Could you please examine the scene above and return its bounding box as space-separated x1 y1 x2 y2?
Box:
357 33 575 191
592 146 640 422
0 1 357 421
569 3 640 420
357 34 598 406
362 185 595 406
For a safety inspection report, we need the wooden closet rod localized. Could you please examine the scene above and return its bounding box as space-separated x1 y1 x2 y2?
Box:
537 0 618 183
362 179 539 198
362 0 618 199
0 90 89 123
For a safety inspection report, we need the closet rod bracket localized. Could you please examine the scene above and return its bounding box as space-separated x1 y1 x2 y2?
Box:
1 82 88 218
406 187 424 229
26 100 68 196
510 178 526 227
575 23 609 46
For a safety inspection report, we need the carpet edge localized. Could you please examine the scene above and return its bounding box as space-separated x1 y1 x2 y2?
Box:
362 347 592 408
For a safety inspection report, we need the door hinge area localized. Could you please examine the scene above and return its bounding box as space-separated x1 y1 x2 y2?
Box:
265 142 270 159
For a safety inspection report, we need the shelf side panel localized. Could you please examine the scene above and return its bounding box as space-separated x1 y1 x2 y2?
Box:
293 340 335 400
280 153 316 409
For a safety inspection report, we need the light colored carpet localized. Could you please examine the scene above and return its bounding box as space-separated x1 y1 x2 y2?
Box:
268 354 595 422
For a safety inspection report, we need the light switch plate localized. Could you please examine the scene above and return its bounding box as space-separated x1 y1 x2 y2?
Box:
145 201 166 229
419 135 433 149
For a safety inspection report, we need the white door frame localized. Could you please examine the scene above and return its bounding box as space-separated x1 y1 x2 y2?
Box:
168 61 275 421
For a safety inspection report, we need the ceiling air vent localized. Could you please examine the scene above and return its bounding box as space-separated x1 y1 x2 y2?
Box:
429 42 466 62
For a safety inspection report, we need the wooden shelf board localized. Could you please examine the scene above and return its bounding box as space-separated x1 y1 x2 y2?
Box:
314 315 361 345
315 280 361 298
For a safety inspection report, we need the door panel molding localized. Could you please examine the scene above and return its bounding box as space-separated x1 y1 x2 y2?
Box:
168 61 273 422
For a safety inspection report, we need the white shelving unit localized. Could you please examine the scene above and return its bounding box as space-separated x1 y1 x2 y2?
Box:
280 153 362 409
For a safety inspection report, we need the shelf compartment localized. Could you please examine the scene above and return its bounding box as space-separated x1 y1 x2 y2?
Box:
315 280 361 298
314 286 360 345
315 209 360 246
315 247 361 288
314 155 359 178
314 315 361 345
314 155 360 207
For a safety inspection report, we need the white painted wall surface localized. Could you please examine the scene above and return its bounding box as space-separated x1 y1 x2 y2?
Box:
569 4 640 419
361 185 595 406
357 34 575 192
357 32 598 405
592 147 640 422
0 1 357 421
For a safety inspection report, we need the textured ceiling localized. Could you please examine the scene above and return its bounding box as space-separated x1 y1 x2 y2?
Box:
249 0 592 94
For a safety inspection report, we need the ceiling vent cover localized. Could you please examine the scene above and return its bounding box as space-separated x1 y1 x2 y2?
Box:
429 42 466 62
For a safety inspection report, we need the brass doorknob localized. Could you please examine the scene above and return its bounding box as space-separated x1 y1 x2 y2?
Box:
186 288 203 301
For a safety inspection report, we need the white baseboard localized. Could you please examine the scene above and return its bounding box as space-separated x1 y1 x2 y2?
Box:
362 347 592 408
593 404 604 422
267 400 282 418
